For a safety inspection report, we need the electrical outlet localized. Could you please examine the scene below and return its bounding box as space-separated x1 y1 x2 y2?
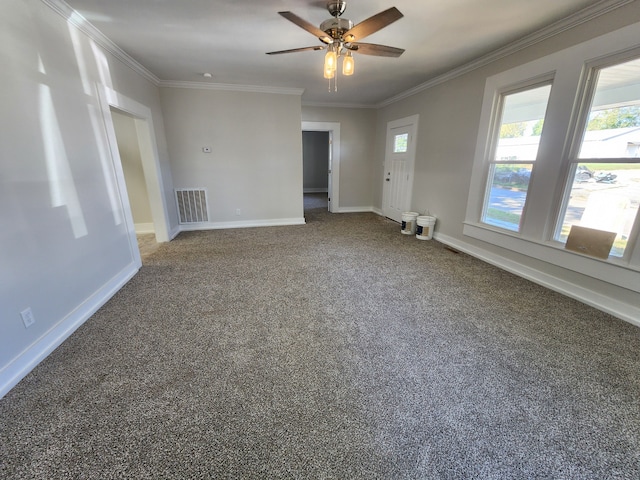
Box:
236 208 241 216
20 308 35 328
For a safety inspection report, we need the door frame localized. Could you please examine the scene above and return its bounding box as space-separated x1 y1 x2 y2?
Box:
97 84 172 259
302 121 340 213
382 114 419 221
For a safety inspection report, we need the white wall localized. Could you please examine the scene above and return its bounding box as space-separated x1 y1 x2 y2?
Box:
302 106 376 209
111 109 154 230
160 87 304 227
373 2 640 322
0 0 174 397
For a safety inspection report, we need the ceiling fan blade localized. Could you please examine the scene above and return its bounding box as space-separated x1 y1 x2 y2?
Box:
350 42 404 57
278 11 333 44
266 46 326 55
342 7 403 43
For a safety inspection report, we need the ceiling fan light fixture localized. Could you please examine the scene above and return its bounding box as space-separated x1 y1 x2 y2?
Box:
324 63 336 79
342 50 354 76
324 44 338 76
269 3 404 89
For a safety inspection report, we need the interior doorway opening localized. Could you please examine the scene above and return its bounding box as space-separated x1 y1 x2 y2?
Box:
97 84 172 267
302 130 329 215
110 108 159 259
301 121 340 215
110 108 153 230
302 131 329 195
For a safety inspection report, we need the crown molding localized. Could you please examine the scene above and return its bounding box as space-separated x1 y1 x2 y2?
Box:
302 101 375 109
41 0 302 96
158 80 304 96
40 0 161 86
376 0 636 108
41 0 636 108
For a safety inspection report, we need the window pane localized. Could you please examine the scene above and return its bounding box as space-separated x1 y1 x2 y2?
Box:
495 84 552 161
482 83 550 232
482 163 532 231
557 163 640 257
579 58 640 159
394 133 408 153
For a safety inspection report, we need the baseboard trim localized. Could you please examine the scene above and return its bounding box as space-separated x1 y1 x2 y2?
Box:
179 217 306 232
434 232 640 327
134 223 155 234
169 225 181 240
303 188 328 193
0 263 140 399
334 206 377 214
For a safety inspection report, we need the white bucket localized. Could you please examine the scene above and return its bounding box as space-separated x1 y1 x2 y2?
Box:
416 215 436 240
401 212 420 235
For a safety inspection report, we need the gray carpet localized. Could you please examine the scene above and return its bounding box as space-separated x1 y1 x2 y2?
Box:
2 193 639 479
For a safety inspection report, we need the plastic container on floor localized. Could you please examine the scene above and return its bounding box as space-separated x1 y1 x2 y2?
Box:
401 212 420 235
416 216 436 240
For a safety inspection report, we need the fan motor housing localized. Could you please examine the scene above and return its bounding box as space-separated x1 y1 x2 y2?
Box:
320 17 353 40
326 0 347 17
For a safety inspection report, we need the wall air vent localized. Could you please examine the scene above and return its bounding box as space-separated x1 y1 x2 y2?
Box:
175 188 209 224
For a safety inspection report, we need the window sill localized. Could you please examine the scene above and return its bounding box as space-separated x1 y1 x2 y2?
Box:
462 221 640 293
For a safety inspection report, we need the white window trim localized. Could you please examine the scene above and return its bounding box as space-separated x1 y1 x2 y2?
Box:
464 22 640 294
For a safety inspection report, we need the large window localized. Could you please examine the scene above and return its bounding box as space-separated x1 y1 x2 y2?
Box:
555 57 640 258
482 83 552 231
465 22 640 297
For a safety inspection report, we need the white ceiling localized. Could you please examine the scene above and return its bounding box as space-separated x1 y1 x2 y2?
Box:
62 0 616 106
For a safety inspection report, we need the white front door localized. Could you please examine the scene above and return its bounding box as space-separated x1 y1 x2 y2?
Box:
382 115 419 223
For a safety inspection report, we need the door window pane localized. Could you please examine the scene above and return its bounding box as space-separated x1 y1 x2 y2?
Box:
394 133 408 153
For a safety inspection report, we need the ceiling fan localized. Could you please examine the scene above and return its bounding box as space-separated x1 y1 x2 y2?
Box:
266 0 404 81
